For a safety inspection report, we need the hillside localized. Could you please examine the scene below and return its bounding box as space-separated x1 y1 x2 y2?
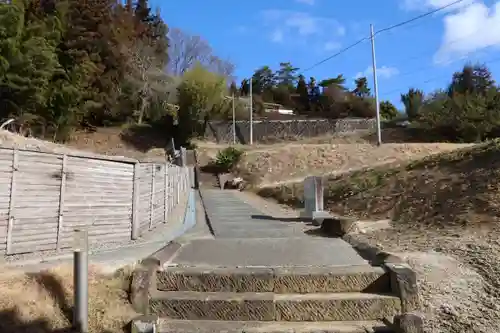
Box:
234 142 471 187
257 140 499 227
258 141 500 332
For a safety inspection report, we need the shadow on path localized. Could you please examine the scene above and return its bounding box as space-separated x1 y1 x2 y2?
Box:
250 214 305 223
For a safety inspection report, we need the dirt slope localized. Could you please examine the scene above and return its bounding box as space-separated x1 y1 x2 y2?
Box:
258 140 500 333
236 143 471 187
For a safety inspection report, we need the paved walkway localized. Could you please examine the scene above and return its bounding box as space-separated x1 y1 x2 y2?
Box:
166 189 368 268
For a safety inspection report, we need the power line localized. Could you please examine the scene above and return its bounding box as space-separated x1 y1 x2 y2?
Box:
373 0 465 36
379 55 500 97
300 0 465 74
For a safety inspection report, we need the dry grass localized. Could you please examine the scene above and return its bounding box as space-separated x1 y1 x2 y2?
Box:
236 142 471 187
0 264 137 333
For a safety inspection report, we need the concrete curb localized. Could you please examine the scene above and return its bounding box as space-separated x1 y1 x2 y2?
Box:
130 189 198 314
197 188 216 236
342 232 423 333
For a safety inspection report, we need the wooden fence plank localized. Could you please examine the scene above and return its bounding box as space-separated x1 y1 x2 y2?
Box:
149 164 155 230
56 154 67 250
131 162 140 240
6 149 17 255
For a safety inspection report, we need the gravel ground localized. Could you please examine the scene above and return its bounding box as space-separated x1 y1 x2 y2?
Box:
356 226 500 333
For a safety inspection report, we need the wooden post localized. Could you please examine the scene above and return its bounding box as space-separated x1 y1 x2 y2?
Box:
164 164 168 223
6 149 18 255
131 163 140 240
56 154 67 250
149 164 155 230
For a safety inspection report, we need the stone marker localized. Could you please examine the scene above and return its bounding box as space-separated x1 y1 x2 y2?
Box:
301 176 329 226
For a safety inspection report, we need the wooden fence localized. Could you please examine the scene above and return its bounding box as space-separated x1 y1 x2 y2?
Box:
0 147 190 255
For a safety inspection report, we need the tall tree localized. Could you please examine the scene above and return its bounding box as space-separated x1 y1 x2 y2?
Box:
167 28 233 79
251 66 275 94
401 88 424 120
276 62 299 89
296 74 309 113
353 77 371 98
239 79 249 96
379 101 399 120
229 81 238 97
448 63 495 96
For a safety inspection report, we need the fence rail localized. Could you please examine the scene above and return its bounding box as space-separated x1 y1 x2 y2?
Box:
0 147 190 256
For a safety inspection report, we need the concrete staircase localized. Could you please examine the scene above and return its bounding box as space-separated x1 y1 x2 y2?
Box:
146 264 401 332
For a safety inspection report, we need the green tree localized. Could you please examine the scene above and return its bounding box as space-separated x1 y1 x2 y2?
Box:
319 75 346 90
276 62 299 89
352 77 371 98
401 88 424 120
295 74 309 113
379 100 398 120
229 81 238 97
448 63 495 96
0 0 64 136
251 66 275 94
177 64 226 143
239 78 249 96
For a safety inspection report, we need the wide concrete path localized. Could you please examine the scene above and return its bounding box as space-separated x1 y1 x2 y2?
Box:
166 189 368 268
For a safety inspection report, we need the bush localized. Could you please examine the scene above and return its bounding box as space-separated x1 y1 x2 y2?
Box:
215 147 244 171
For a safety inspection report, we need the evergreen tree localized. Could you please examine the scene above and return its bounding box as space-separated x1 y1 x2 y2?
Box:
296 74 309 113
353 77 371 98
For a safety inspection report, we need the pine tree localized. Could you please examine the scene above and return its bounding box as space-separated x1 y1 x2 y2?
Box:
296 74 309 113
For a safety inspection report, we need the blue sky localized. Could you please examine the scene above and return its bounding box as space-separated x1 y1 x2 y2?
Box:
152 0 500 107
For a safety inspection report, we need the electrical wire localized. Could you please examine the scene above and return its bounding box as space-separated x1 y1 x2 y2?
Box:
300 0 465 73
379 55 500 97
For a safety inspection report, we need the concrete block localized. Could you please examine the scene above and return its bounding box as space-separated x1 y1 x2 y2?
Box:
150 291 275 321
156 267 274 292
274 293 401 322
394 312 424 333
321 216 358 237
273 266 390 294
385 263 420 313
130 265 156 314
155 265 390 294
130 315 159 333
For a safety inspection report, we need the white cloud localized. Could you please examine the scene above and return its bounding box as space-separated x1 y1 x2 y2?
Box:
260 9 345 45
355 66 400 79
434 1 500 64
401 0 500 64
296 0 315 5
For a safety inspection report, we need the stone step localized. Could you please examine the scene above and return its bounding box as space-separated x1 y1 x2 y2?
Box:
158 319 394 333
156 265 390 293
149 291 401 321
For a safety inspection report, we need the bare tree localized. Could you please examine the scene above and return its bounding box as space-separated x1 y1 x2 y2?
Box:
168 28 235 80
125 41 179 124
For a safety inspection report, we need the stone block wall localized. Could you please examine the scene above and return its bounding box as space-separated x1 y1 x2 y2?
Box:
204 118 377 144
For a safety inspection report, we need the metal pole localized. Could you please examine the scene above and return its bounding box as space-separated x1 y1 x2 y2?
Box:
73 229 88 333
232 92 236 145
370 24 382 146
249 77 253 145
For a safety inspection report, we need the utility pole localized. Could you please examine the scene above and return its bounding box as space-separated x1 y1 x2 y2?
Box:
249 77 253 145
232 92 236 145
370 24 382 146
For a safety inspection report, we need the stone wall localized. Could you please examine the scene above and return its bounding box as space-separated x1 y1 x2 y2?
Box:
204 118 376 144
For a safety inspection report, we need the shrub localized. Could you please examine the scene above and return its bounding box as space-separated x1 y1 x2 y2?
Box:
215 147 244 171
